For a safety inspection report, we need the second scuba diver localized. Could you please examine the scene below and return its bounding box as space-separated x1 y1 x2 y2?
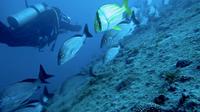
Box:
0 1 82 50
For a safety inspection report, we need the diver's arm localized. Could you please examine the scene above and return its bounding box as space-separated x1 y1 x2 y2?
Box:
60 21 82 32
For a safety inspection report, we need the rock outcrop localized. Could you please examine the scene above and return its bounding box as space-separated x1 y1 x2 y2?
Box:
47 1 200 112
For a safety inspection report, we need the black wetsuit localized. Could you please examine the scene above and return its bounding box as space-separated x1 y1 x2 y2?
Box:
0 8 81 49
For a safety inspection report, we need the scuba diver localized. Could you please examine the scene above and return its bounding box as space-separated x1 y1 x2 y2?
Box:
0 1 82 50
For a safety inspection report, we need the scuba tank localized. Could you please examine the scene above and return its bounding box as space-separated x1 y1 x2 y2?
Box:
7 3 47 29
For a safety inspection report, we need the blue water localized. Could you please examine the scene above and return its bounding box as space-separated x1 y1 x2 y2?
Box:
0 0 103 87
0 0 139 90
1 0 200 111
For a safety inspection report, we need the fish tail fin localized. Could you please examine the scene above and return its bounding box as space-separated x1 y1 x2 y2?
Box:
43 86 54 99
123 0 131 16
38 65 54 84
131 11 140 25
83 24 93 38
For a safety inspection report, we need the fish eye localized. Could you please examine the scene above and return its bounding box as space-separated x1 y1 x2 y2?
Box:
60 54 65 58
59 52 65 58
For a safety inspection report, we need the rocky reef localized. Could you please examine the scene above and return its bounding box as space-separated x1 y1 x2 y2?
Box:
47 1 200 112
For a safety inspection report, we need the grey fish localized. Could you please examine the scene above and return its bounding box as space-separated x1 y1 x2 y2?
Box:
58 24 93 65
0 65 53 112
104 46 121 63
100 10 139 48
101 21 136 48
13 87 53 112
13 100 43 112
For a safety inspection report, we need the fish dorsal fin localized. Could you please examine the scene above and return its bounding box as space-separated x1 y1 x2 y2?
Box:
123 0 131 16
43 86 54 99
39 65 54 84
19 79 37 83
83 24 93 38
131 11 140 25
112 26 121 31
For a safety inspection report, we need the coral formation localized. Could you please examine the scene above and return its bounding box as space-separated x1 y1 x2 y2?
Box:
47 1 200 112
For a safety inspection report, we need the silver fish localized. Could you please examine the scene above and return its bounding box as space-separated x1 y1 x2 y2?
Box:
104 46 121 63
94 0 132 32
58 24 93 65
13 100 43 112
101 21 136 48
0 65 53 112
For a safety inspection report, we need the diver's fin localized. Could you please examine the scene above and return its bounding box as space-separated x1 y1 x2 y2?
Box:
112 26 122 31
123 0 131 16
43 86 54 99
83 24 93 38
39 65 54 84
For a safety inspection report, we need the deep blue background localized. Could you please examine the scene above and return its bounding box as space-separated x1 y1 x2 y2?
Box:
0 0 140 90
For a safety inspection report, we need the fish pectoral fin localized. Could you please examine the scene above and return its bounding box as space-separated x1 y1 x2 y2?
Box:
112 26 122 31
